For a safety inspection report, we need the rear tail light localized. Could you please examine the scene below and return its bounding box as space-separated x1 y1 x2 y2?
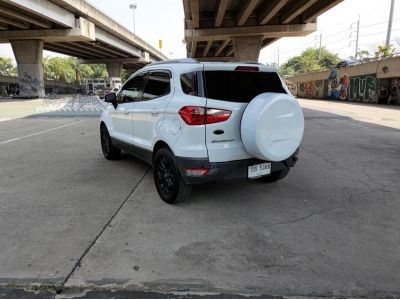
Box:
178 106 231 125
235 66 259 71
185 168 209 176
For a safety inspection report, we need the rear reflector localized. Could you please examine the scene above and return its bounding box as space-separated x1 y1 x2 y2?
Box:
178 106 231 125
235 66 259 72
206 108 231 124
185 168 209 176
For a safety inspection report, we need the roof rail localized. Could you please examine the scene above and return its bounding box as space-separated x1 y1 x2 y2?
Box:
148 58 199 66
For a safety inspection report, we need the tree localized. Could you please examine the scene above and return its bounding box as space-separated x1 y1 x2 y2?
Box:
42 56 52 78
42 56 107 83
66 57 93 84
375 44 395 58
357 50 370 60
0 57 17 76
279 47 340 76
121 69 135 82
43 57 75 82
90 64 107 78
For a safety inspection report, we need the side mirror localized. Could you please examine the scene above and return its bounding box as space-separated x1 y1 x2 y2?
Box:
104 92 118 108
104 92 116 103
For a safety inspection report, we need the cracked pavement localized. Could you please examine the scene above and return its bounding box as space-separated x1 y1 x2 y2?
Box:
0 99 399 298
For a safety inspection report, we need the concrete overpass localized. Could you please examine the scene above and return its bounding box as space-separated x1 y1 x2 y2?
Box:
183 0 343 61
0 0 167 97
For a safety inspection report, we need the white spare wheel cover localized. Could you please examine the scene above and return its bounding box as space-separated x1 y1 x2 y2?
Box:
241 92 304 162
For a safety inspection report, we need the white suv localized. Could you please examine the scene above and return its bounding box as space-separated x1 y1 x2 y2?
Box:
100 59 304 204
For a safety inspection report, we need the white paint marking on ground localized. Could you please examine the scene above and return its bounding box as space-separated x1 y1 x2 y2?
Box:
0 121 81 145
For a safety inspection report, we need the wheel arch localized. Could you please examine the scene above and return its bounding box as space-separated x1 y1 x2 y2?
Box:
152 140 173 163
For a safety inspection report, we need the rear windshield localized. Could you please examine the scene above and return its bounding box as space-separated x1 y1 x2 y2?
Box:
204 71 286 103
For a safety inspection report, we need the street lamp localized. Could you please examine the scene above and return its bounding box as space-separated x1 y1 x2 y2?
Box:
129 4 137 35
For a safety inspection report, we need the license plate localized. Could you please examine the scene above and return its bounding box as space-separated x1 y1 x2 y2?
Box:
248 162 271 179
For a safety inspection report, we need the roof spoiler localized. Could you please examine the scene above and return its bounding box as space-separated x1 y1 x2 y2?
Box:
148 58 199 66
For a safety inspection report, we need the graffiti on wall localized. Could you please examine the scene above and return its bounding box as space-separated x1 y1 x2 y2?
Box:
323 68 378 102
326 68 351 100
378 78 400 104
19 72 44 97
348 75 377 102
298 80 323 98
284 79 298 96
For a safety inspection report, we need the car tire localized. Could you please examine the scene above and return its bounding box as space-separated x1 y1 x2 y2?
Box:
153 148 192 204
100 124 121 160
259 166 290 183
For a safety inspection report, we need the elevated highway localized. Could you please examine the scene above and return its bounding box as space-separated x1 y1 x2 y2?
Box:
0 0 167 97
183 0 343 61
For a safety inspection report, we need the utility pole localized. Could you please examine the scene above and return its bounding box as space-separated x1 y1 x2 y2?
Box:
355 16 360 60
350 16 360 60
129 4 137 35
273 48 280 68
277 47 280 68
318 32 322 60
386 0 395 45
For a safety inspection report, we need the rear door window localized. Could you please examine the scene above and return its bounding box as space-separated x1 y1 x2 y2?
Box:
180 72 198 96
141 72 171 101
204 71 286 103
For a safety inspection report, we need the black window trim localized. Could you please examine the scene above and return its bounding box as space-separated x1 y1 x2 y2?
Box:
180 71 204 97
136 69 172 102
117 71 146 103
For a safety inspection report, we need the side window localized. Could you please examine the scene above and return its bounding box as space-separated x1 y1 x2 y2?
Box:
119 74 146 103
180 72 198 96
141 72 171 101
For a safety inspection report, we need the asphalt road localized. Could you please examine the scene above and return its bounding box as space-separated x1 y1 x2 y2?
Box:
0 99 399 298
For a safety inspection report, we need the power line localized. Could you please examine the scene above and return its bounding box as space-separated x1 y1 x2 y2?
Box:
359 27 400 38
276 17 400 63
361 18 400 29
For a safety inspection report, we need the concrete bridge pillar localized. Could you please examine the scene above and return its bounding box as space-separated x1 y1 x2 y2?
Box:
11 40 45 98
232 36 263 62
106 62 122 80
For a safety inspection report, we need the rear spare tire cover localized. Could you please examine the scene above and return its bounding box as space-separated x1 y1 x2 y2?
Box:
241 92 304 162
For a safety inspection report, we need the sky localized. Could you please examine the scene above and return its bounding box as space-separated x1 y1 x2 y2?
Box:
0 0 399 65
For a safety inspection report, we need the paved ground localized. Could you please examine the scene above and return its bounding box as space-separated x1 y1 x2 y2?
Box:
299 98 400 129
0 98 399 298
0 98 42 122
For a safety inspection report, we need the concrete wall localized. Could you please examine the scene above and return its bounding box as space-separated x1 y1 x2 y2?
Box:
288 56 400 105
0 75 79 96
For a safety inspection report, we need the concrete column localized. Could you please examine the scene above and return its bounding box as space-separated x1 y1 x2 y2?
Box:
106 62 122 80
11 40 45 98
232 35 263 62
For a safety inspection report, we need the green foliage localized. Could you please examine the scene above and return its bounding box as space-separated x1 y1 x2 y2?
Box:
42 56 107 83
0 57 17 76
0 56 108 83
358 50 370 60
279 47 340 76
43 56 75 82
375 44 396 58
90 64 107 78
121 69 135 82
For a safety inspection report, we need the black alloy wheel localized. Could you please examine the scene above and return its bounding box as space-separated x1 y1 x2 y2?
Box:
100 125 121 160
153 148 191 204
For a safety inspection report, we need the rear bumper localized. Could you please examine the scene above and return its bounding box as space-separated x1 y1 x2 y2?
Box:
175 149 299 184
